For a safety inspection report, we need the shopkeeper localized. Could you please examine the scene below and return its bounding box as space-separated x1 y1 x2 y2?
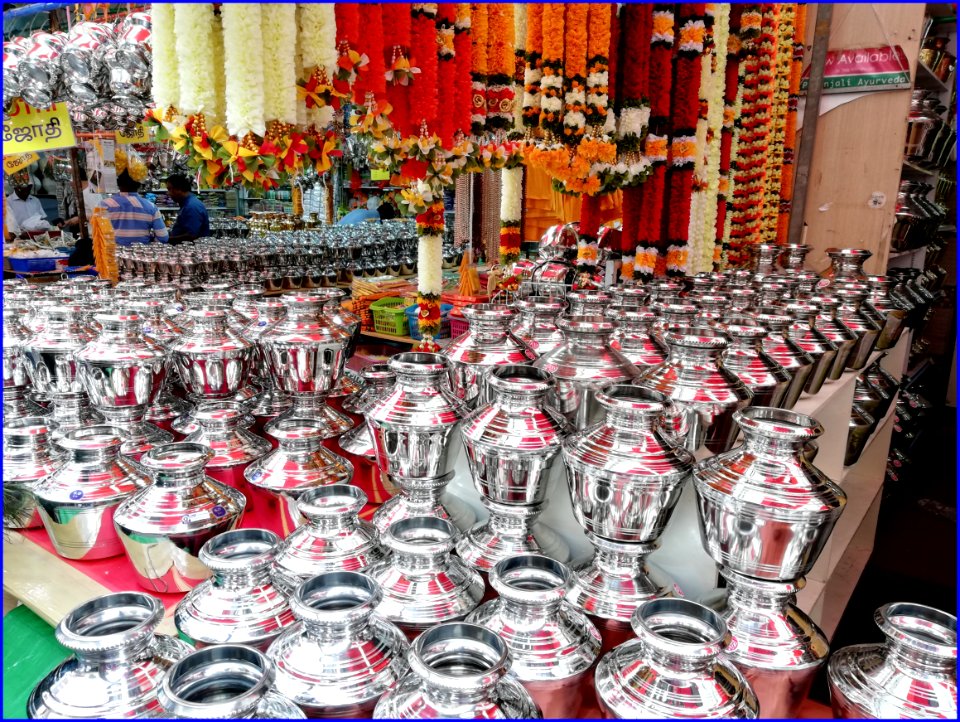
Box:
165 173 210 245
6 181 49 232
100 170 169 246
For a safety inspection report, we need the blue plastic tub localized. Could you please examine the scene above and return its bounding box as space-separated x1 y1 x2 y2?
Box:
7 256 62 273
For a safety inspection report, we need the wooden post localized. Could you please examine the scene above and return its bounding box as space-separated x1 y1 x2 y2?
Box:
69 146 90 243
788 3 833 248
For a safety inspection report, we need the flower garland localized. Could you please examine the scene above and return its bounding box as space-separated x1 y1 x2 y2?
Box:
716 6 743 270
410 4 440 134
522 4 543 130
383 4 414 139
470 3 488 136
562 4 588 145
576 194 603 286
538 4 565 138
353 4 386 104
436 4 458 146
486 4 515 133
211 12 226 126
499 166 523 264
401 181 445 342
261 5 298 127
606 6 621 139
777 4 806 243
453 4 473 138
296 3 338 129
174 4 218 119
150 4 178 115
635 4 675 280
513 4 527 130
221 4 266 139
586 4 611 132
760 3 793 244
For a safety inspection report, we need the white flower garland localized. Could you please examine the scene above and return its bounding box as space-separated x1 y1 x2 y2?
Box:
500 166 523 224
174 4 217 116
298 3 337 129
150 4 178 112
618 105 650 142
513 5 527 130
210 12 226 126
294 6 307 127
261 4 298 125
418 234 444 296
222 4 266 138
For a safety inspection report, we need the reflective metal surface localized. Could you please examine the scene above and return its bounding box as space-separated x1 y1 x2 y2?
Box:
835 286 882 371
267 572 410 717
467 555 601 717
367 517 484 636
34 426 148 560
754 310 814 409
272 485 387 595
719 321 791 409
594 598 759 719
3 416 63 529
175 528 294 651
828 602 957 719
28 592 193 719
170 309 255 399
21 305 95 403
511 296 568 358
811 295 859 380
784 302 838 396
114 443 245 593
373 622 542 719
608 307 668 370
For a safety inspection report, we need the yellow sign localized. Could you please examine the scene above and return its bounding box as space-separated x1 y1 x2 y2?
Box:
116 123 149 145
3 151 40 176
2 99 77 155
369 169 390 181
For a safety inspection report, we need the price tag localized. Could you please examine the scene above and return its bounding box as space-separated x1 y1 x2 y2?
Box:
2 99 76 154
116 123 149 145
3 151 39 175
369 169 390 181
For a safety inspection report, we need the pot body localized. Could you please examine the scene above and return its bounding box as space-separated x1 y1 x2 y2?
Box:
3 416 63 529
21 305 95 399
720 325 791 408
170 310 255 399
827 602 957 719
511 296 567 357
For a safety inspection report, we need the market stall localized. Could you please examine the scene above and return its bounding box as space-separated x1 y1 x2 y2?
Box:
2 2 956 720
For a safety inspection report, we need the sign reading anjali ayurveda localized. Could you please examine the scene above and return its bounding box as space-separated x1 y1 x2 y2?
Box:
801 45 912 93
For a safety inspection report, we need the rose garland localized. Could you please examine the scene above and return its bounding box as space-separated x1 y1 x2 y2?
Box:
221 4 266 140
562 4 588 145
151 4 179 115
513 4 527 130
777 4 806 243
470 3 488 136
538 4 565 138
486 4 515 133
262 5 298 128
760 3 794 244
297 3 338 129
499 166 523 264
410 4 440 133
634 4 675 280
585 4 611 132
522 4 544 130
174 4 218 121
436 4 458 146
453 5 473 138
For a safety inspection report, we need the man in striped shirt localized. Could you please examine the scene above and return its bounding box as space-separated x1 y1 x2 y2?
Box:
100 170 169 246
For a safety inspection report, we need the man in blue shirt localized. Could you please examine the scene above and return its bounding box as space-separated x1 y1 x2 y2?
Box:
101 170 169 247
165 173 210 245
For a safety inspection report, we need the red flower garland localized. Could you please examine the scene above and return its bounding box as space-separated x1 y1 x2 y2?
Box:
470 3 488 136
384 3 414 138
608 5 620 111
436 4 458 146
410 4 440 133
454 4 473 138
353 4 386 104
576 194 603 288
336 3 360 50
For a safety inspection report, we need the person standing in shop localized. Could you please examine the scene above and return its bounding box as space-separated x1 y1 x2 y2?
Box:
100 170 169 246
165 173 210 245
6 180 48 231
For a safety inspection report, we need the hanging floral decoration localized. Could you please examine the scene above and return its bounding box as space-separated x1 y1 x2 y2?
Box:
261 5 299 131
716 5 744 270
486 4 515 133
436 4 458 146
296 4 340 129
499 166 523 264
150 3 178 116
222 4 266 140
562 4 589 145
522 4 544 130
469 3 488 136
760 3 794 244
777 3 806 243
513 4 528 130
538 4 565 138
453 4 474 138
585 4 611 131
401 180 446 340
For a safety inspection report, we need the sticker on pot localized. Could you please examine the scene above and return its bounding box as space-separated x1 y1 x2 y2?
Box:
69 490 84 500
672 583 685 598
212 505 227 518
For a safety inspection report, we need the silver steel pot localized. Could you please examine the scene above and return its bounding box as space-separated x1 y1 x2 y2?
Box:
566 290 613 317
534 315 640 431
175 528 295 651
635 327 752 453
3 300 32 394
457 366 571 571
865 275 909 350
845 404 876 466
156 645 305 719
244 417 354 537
34 425 148 560
113 442 246 593
594 598 759 719
784 301 838 396
46 391 104 443
367 516 484 637
754 310 814 409
442 304 536 409
3 416 63 529
267 571 410 717
170 308 255 399
467 555 601 717
511 296 567 358
835 285 883 370
272 485 386 595
373 622 542 719
811 295 859 380
21 305 96 410
827 602 957 719
607 307 668 370
28 592 193 718
719 321 791 408
694 407 847 582
338 364 396 459
778 243 812 273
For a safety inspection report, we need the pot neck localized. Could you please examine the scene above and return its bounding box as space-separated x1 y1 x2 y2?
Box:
384 518 456 576
722 570 800 612
491 555 568 623
292 572 379 643
410 624 507 708
590 534 658 575
632 599 727 676
879 603 957 677
201 530 278 592
56 592 162 666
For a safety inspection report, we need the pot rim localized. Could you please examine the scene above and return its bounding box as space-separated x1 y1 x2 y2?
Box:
141 442 214 474
490 554 569 603
662 325 729 350
485 364 554 395
409 622 509 692
875 602 957 659
631 598 728 661
388 351 449 376
290 571 381 625
734 406 825 442
199 528 279 574
296 483 367 519
383 516 456 556
56 591 162 655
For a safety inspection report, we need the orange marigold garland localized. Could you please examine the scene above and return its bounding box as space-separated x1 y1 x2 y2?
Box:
777 3 805 243
522 4 544 130
384 3 414 138
760 3 794 244
586 4 611 132
539 4 565 138
454 4 473 138
436 4 458 146
664 4 707 278
470 3 488 136
562 4 589 146
715 6 743 270
410 3 440 133
486 4 515 133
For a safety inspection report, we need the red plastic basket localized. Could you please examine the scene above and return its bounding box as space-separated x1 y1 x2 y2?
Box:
449 308 469 339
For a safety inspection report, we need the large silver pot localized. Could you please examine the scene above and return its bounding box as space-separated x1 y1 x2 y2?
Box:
170 308 255 400
3 416 62 529
511 295 567 357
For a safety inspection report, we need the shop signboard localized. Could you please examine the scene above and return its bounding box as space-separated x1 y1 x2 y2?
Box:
3 152 39 175
2 99 77 154
116 123 150 145
801 45 912 93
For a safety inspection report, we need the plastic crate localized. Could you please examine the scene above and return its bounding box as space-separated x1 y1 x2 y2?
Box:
7 256 63 273
370 297 409 336
449 308 469 339
405 303 453 341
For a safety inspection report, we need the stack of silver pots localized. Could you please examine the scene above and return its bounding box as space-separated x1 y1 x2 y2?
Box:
693 406 847 716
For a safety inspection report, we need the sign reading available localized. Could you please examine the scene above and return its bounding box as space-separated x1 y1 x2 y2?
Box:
801 45 912 93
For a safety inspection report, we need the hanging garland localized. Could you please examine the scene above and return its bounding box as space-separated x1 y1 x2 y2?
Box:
409 3 440 134
151 4 178 116
499 166 523 264
296 3 338 129
470 3 488 136
777 3 806 243
210 12 226 126
436 4 458 146
760 3 794 244
174 4 218 121
538 4 565 138
452 5 473 138
522 4 544 131
353 4 386 104
716 5 743 270
513 4 527 130
401 181 446 344
262 5 298 130
486 4 515 133
563 4 589 146
585 4 612 132
221 4 266 140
